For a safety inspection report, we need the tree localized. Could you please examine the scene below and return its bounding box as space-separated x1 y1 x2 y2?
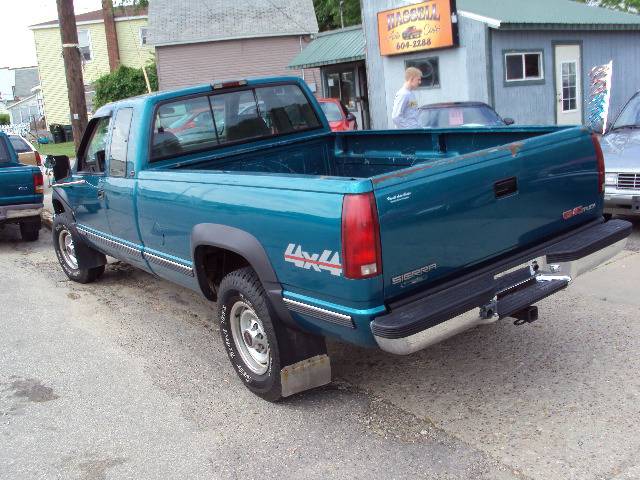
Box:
93 64 158 109
574 0 640 12
313 0 362 31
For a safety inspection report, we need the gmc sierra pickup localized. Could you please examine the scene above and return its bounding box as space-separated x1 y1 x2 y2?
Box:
49 77 631 401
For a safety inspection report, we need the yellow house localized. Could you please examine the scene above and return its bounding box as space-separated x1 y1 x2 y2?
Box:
30 7 153 127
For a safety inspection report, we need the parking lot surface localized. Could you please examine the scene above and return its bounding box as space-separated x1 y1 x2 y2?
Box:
1 219 639 480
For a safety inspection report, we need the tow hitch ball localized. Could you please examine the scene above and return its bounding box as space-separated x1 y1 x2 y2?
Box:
512 306 539 326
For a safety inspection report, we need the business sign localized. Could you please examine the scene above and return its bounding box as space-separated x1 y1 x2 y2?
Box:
587 61 613 134
377 0 458 56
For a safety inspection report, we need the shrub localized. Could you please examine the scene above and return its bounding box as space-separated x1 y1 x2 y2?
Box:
93 63 158 109
0 113 9 125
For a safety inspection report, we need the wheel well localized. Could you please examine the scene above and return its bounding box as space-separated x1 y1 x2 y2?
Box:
52 199 65 215
194 245 250 301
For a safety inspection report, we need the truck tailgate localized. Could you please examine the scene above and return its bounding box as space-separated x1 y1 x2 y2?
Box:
0 164 38 206
372 127 602 300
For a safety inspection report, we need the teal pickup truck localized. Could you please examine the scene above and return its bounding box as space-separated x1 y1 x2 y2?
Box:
49 77 631 401
0 132 43 241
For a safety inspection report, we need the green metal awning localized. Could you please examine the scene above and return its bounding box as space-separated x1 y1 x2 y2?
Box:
288 26 365 69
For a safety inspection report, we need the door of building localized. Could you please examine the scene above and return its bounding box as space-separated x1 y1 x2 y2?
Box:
554 44 582 125
323 61 369 130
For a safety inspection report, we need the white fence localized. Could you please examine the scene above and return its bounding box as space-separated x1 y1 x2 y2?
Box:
0 123 30 137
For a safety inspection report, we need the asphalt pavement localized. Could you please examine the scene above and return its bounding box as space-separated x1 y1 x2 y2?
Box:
1 218 639 480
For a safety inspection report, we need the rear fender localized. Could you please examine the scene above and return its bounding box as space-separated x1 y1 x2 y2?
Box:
191 223 294 327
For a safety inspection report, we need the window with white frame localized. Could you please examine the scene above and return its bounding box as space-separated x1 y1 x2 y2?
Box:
77 29 92 62
139 27 148 46
505 52 543 82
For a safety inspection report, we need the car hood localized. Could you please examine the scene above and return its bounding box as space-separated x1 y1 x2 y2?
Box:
600 130 640 172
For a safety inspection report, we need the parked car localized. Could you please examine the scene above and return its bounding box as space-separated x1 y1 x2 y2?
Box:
601 91 640 218
402 26 422 40
419 101 515 128
8 134 42 167
0 132 43 241
318 98 357 131
49 76 630 402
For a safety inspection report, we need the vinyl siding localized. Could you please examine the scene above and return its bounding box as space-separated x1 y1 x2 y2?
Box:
156 36 310 90
32 18 150 126
116 19 154 67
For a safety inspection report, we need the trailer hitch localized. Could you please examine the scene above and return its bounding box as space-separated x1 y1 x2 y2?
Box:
512 306 539 326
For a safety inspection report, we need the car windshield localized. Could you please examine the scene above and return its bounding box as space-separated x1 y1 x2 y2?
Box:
9 136 31 153
612 94 640 130
320 101 343 122
419 105 504 128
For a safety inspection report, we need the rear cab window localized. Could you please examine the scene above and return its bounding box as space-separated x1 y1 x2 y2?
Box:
150 83 322 161
9 136 31 153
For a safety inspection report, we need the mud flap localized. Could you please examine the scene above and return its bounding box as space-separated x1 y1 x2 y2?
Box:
276 326 331 397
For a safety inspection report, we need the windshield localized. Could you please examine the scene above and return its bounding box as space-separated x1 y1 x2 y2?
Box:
612 94 640 130
9 136 31 153
419 105 504 128
320 101 343 122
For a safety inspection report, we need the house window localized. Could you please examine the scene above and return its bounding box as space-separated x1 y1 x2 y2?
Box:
77 29 92 62
139 27 148 46
505 52 543 82
405 57 440 89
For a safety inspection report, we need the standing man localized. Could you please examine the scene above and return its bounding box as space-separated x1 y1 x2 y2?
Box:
392 67 422 128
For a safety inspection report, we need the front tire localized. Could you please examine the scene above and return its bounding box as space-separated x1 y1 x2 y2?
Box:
53 219 105 283
217 267 283 401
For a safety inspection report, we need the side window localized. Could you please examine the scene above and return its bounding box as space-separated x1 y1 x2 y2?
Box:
254 85 322 135
109 108 133 177
0 138 10 164
78 117 111 174
210 90 268 144
151 96 217 161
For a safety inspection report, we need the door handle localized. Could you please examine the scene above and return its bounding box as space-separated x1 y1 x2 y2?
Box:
494 177 518 198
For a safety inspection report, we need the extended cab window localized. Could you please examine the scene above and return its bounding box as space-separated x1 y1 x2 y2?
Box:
79 116 110 174
0 138 10 164
109 108 133 177
151 96 217 160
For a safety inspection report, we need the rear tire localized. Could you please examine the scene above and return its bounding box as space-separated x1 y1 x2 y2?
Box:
20 221 40 241
53 218 105 283
217 267 283 402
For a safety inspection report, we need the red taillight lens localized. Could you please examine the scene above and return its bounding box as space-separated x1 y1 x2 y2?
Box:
33 171 44 194
34 151 42 166
591 133 605 193
341 192 382 279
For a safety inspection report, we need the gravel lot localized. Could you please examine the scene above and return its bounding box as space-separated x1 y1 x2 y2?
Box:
1 217 639 480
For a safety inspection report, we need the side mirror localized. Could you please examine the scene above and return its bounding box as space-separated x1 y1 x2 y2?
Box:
503 117 515 126
51 155 71 181
346 113 356 122
44 155 55 169
96 150 106 172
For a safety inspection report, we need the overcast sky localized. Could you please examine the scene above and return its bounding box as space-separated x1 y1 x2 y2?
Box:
0 0 102 68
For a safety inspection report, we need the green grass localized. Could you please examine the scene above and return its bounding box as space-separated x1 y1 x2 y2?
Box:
36 141 76 158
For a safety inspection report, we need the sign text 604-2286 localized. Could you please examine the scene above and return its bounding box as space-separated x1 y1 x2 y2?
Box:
396 38 431 51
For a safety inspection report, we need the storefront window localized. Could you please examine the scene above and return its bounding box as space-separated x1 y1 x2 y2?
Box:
325 69 357 110
405 58 440 89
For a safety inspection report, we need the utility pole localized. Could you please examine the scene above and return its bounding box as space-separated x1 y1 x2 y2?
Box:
339 0 345 28
56 0 88 152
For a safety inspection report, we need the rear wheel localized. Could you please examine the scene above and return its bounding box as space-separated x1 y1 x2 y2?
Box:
217 267 282 401
53 219 104 283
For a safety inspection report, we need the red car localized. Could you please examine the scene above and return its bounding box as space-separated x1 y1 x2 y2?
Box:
318 98 357 132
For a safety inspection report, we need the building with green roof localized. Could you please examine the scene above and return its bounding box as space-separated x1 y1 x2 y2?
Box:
358 0 640 128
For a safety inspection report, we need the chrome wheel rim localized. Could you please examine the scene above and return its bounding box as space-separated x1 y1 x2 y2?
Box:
58 229 78 270
229 300 270 375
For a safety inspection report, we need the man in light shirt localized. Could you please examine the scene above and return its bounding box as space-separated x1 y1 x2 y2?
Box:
391 67 422 129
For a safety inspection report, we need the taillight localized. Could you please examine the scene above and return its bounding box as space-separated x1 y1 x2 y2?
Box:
33 171 44 194
34 151 42 166
591 133 605 193
341 192 382 279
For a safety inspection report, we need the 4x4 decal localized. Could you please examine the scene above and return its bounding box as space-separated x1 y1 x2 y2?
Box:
284 244 342 276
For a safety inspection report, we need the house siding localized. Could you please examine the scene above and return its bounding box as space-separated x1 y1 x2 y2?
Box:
491 30 640 124
32 18 150 126
116 19 154 67
156 36 313 90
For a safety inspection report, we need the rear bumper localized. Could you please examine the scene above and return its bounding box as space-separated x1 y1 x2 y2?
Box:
372 219 632 355
0 203 43 222
604 192 640 216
